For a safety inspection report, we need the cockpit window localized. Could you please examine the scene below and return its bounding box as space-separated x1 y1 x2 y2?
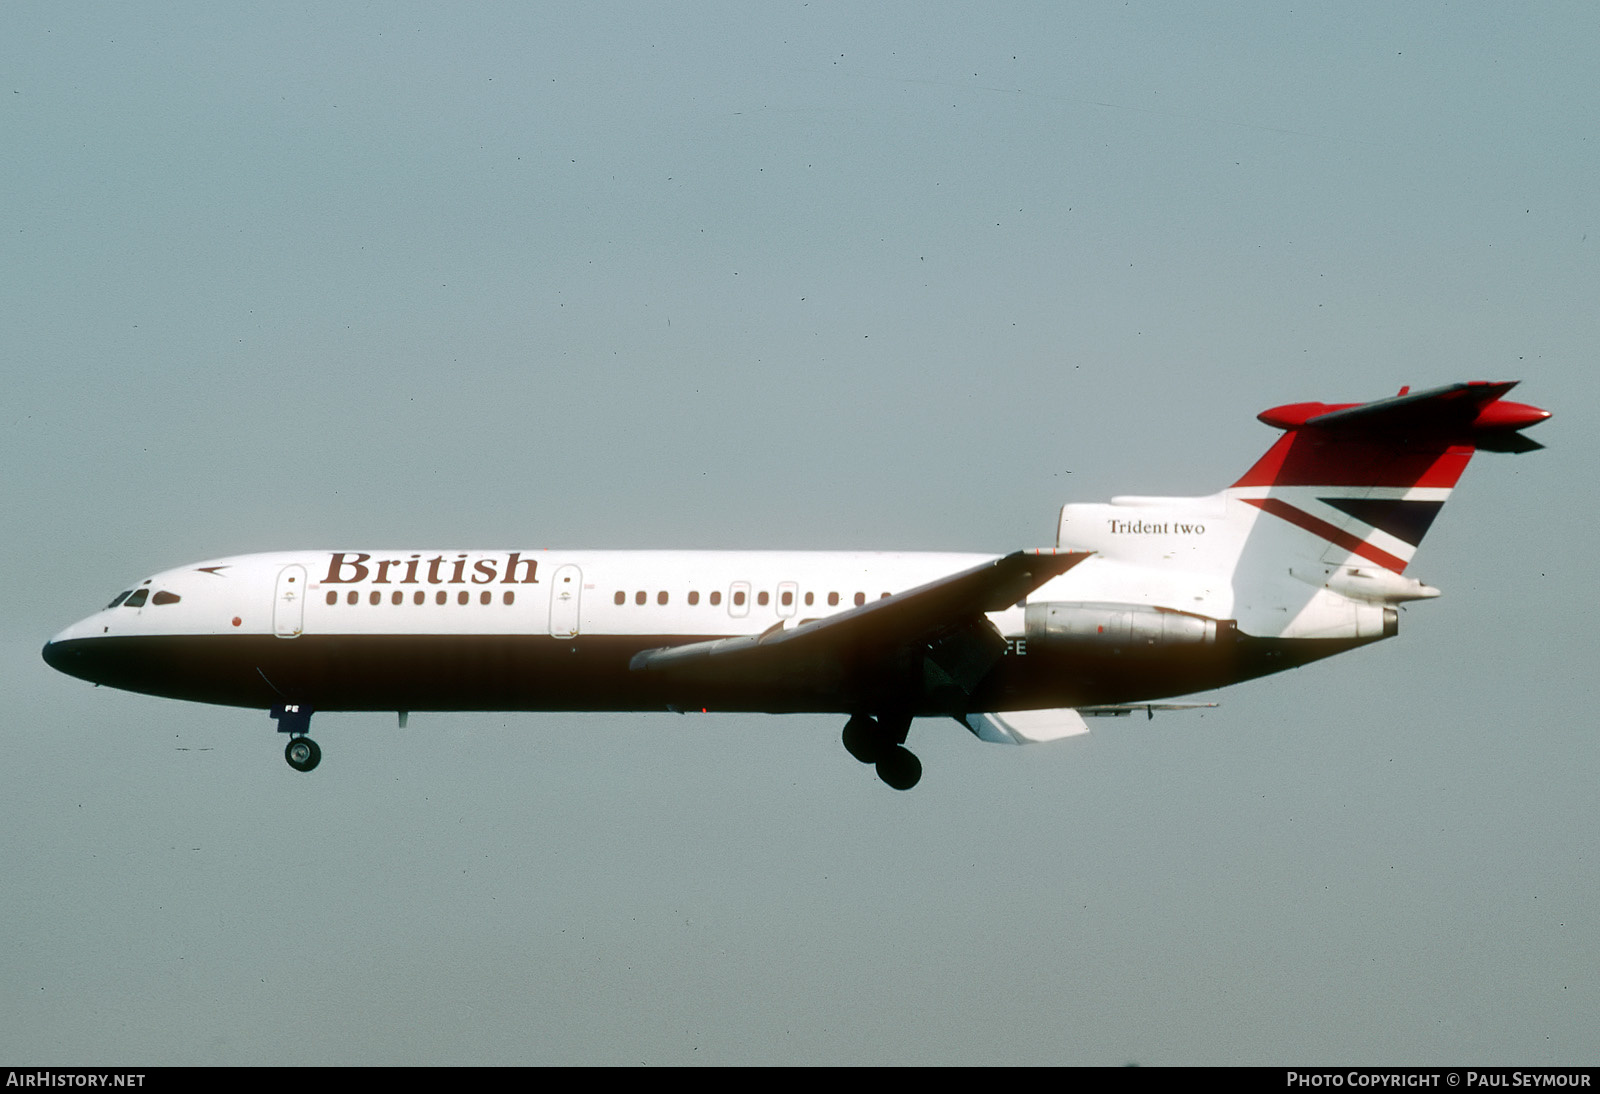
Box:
151 591 181 606
123 589 149 608
105 590 133 609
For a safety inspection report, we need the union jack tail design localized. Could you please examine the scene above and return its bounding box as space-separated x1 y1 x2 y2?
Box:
1229 381 1550 574
1055 381 1549 638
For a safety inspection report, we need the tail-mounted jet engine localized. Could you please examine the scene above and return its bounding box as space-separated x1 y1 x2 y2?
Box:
1023 602 1230 653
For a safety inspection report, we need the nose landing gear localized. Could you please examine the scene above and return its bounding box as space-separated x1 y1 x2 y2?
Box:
842 713 922 791
271 704 320 773
284 735 321 772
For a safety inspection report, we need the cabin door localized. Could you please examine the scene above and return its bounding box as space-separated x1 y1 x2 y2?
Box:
273 565 307 638
549 565 582 638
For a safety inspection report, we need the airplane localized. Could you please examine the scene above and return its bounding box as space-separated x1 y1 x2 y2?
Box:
41 381 1549 790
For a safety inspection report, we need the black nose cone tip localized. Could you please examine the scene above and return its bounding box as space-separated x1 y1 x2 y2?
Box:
42 639 76 675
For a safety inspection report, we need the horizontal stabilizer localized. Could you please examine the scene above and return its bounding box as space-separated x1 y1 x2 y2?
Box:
1257 381 1551 445
1474 430 1545 454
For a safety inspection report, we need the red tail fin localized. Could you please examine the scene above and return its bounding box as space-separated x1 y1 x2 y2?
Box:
1229 382 1549 573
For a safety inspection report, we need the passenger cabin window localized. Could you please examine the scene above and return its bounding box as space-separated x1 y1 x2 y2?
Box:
709 591 722 606
777 582 798 619
123 589 149 608
614 591 625 605
688 591 699 606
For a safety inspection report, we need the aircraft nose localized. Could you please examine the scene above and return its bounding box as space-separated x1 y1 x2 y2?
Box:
42 636 77 675
42 623 94 679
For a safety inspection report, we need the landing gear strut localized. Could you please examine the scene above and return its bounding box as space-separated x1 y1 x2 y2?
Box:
271 704 320 773
841 713 922 791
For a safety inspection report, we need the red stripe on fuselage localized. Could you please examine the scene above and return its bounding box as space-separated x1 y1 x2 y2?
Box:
1241 498 1410 572
1232 431 1474 489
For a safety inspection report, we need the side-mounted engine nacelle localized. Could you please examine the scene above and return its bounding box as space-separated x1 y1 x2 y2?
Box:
1024 602 1231 653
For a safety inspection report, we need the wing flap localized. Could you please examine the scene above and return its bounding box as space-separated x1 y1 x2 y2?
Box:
1078 702 1220 718
959 708 1090 744
960 701 1220 745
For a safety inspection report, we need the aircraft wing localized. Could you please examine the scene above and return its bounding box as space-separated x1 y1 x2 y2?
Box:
1078 702 1220 718
628 550 1090 685
960 701 1220 745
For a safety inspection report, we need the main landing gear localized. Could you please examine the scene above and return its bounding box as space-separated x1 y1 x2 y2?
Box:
271 704 321 773
842 713 922 791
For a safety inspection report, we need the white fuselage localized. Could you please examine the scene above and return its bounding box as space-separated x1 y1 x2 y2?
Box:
55 549 1011 643
49 545 1328 719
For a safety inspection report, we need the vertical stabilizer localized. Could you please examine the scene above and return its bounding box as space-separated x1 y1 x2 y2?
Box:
1055 382 1548 638
1230 381 1549 574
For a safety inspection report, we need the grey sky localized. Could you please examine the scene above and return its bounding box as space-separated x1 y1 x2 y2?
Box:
4 2 1595 1064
